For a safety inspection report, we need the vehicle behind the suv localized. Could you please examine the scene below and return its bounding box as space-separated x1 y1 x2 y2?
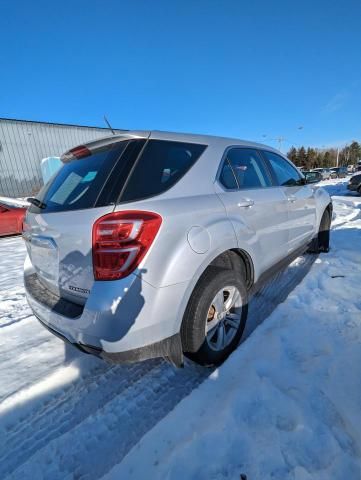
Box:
347 173 361 195
23 131 332 367
0 197 28 236
312 168 331 180
304 170 322 183
330 166 348 178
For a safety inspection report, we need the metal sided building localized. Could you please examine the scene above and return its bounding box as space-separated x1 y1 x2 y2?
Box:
0 118 123 197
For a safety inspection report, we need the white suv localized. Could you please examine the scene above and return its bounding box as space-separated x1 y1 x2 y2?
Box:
23 131 332 367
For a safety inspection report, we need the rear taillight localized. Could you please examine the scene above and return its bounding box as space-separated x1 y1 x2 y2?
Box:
92 211 162 281
61 145 91 162
71 145 91 158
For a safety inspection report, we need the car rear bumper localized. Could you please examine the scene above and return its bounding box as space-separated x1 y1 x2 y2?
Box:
35 313 183 366
24 255 187 365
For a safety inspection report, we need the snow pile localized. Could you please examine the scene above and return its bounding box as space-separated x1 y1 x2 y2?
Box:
104 185 361 480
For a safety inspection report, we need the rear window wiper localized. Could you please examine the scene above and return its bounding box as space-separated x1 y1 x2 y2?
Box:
27 197 47 209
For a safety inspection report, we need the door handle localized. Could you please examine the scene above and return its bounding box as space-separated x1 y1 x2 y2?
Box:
237 199 254 208
287 195 296 203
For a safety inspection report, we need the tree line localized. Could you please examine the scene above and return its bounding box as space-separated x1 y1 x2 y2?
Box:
286 141 361 169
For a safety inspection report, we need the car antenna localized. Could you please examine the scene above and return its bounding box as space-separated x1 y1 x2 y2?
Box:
103 115 116 135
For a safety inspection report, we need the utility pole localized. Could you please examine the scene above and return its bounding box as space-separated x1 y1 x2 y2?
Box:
336 148 339 167
260 126 303 154
276 136 285 152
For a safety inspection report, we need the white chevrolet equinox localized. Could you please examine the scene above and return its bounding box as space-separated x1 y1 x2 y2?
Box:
23 131 332 367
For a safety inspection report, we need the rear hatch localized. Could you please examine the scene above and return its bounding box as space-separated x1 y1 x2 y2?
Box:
24 136 148 305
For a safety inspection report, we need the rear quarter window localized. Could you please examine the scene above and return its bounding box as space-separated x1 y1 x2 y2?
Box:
119 140 207 203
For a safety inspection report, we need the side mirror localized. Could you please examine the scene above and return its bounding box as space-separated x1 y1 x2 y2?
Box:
304 172 319 184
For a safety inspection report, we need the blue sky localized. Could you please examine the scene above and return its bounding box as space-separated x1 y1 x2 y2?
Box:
1 0 360 151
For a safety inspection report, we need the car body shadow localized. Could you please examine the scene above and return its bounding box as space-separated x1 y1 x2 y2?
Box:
244 254 316 339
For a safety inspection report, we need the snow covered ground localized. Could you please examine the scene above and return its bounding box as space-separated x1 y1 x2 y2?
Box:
0 178 360 479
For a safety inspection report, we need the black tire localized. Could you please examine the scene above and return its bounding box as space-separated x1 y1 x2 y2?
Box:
357 186 361 196
181 267 248 366
308 208 331 253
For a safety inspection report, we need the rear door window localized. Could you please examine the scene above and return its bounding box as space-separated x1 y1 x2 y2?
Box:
120 140 207 202
219 148 272 190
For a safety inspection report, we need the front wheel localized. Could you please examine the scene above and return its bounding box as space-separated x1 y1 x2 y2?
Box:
308 209 331 253
181 267 248 366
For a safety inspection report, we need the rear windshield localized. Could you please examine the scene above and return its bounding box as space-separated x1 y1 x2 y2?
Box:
29 141 129 213
29 139 206 213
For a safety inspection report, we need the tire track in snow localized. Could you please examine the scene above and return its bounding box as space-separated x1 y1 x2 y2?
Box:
4 361 208 480
0 318 67 403
0 236 26 290
0 288 31 329
245 254 315 339
0 359 163 477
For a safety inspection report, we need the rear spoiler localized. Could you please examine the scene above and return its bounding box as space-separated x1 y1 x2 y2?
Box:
60 131 150 163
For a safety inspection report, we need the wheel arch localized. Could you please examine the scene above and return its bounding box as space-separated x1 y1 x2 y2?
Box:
177 247 255 349
320 201 333 229
325 201 333 215
209 248 254 290
315 188 333 233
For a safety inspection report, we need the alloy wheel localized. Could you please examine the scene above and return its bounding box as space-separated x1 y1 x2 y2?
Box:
205 286 243 351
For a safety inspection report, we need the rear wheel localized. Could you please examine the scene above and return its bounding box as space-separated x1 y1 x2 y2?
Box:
181 267 248 366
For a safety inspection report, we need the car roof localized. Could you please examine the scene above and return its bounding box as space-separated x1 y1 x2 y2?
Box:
66 129 283 157
149 130 279 151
